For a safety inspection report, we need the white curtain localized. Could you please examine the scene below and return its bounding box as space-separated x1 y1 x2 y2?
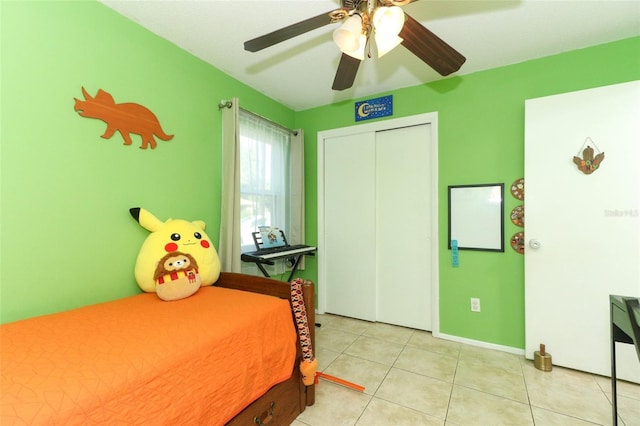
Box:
219 98 242 272
219 98 306 274
289 129 306 268
239 111 290 250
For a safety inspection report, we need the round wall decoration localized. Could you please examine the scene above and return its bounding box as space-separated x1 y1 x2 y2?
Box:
510 178 524 200
510 232 524 254
511 205 524 227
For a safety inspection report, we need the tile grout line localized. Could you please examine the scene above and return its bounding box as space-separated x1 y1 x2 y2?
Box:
352 328 414 425
443 335 463 425
519 354 537 425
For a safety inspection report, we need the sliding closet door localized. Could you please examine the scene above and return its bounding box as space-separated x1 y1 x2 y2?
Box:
323 132 377 321
319 113 439 330
375 125 432 330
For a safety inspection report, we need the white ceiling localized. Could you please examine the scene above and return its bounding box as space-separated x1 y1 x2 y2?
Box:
100 0 640 111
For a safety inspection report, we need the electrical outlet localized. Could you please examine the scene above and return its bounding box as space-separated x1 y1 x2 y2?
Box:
470 298 481 312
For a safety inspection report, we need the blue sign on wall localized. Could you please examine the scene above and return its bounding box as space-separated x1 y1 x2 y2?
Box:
355 95 393 121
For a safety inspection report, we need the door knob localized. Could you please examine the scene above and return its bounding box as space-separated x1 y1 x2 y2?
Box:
529 239 541 250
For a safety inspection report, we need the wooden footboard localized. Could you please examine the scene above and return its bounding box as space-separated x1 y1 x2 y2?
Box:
215 272 316 425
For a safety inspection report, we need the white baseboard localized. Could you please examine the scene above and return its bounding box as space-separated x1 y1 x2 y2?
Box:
435 332 525 356
315 312 526 356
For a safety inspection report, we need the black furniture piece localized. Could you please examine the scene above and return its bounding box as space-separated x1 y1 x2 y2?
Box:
609 295 640 426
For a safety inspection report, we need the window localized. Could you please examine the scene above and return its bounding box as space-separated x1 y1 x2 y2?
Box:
239 110 291 252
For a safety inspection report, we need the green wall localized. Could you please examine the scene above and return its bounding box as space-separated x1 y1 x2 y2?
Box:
0 0 294 323
1 1 638 351
295 37 640 349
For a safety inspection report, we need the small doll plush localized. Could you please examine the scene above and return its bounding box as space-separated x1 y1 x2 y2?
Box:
130 207 221 301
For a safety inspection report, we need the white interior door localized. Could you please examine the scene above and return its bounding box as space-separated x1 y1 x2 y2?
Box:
376 125 432 330
524 81 640 382
323 132 377 321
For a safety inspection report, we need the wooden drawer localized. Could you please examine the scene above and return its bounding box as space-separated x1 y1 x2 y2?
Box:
225 374 305 426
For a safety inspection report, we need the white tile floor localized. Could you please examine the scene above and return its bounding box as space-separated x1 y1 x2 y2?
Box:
294 314 640 426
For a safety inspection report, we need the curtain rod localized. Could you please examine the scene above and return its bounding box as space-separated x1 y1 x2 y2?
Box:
218 99 298 136
218 100 232 110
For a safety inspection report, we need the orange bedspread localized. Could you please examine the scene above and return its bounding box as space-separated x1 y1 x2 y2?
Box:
0 286 297 425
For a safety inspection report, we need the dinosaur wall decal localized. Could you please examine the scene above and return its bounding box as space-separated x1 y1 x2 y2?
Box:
74 87 174 149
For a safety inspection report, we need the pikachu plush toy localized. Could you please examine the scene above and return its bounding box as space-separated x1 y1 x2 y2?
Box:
130 208 221 301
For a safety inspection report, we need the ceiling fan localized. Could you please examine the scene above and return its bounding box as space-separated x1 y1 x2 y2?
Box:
244 0 466 91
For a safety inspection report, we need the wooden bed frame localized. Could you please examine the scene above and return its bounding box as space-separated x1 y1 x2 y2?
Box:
215 272 316 425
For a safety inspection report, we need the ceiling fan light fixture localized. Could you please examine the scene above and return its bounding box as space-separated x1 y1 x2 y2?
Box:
375 34 403 58
372 6 405 58
372 6 405 37
333 14 367 60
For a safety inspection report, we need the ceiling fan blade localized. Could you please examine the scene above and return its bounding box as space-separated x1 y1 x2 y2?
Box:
332 54 361 91
244 11 337 52
399 14 466 76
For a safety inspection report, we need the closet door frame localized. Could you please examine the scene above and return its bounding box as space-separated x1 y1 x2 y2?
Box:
317 112 440 334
